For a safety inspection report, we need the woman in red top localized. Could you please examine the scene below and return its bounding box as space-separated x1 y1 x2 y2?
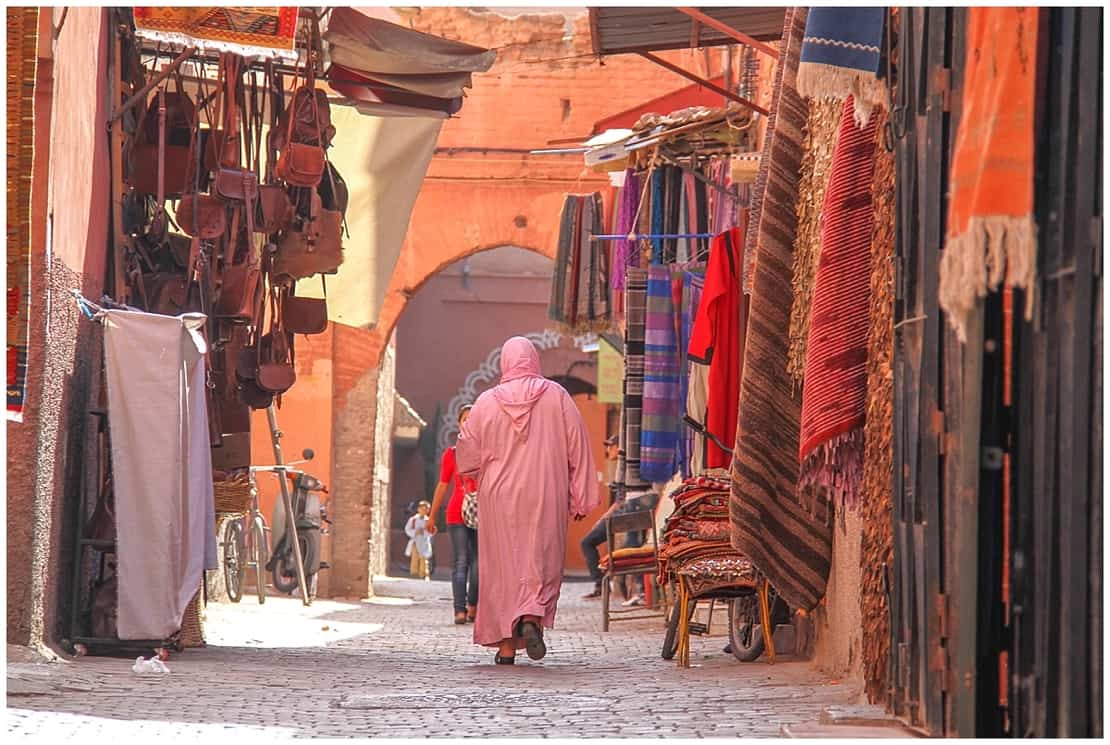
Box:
427 405 479 625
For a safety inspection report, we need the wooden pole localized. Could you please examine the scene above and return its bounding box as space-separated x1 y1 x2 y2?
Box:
675 7 780 60
636 51 769 116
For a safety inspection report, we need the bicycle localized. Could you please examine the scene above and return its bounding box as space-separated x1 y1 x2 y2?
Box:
222 472 269 604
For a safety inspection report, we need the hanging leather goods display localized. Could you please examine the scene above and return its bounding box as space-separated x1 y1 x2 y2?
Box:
283 275 328 335
213 56 259 205
205 54 242 175
215 182 263 324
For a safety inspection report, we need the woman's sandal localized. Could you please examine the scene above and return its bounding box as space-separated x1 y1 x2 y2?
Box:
494 653 516 665
466 606 477 623
519 620 547 661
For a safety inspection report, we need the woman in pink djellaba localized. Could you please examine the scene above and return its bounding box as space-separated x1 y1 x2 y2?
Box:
456 336 599 664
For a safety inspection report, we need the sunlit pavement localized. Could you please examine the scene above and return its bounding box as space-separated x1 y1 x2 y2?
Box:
7 576 879 738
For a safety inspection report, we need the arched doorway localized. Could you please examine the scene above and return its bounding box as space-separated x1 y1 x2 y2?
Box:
389 246 613 578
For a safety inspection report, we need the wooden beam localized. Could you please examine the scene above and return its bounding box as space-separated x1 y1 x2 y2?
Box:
676 7 780 60
588 8 602 58
689 18 701 49
636 51 769 116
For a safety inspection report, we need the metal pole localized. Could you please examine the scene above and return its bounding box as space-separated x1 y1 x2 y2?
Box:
266 404 311 606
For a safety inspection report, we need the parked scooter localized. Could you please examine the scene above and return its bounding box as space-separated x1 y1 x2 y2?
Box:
265 448 331 600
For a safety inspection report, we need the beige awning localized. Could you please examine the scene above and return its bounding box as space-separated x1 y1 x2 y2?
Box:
299 104 443 328
324 7 495 89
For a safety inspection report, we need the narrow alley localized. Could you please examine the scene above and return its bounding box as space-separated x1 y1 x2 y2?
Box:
8 578 882 739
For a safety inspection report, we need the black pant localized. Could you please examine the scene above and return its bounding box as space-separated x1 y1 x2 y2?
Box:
448 524 478 614
580 502 649 586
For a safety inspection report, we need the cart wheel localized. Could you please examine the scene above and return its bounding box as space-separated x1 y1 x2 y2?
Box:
223 518 244 603
252 518 267 605
661 590 696 660
728 596 766 662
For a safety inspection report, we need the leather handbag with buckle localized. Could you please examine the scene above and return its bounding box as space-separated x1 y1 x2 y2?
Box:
275 59 326 188
283 276 328 335
272 190 344 280
177 59 227 239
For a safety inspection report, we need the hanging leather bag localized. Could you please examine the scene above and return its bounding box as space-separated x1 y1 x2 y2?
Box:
205 55 242 175
283 276 328 335
213 58 260 204
271 189 344 280
128 73 194 197
257 289 297 394
214 208 263 323
254 65 294 234
177 68 228 240
275 60 326 187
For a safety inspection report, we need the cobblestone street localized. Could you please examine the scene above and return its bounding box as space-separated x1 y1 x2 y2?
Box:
8 577 876 738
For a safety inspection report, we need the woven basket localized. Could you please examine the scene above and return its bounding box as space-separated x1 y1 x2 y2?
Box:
178 589 205 648
214 476 252 514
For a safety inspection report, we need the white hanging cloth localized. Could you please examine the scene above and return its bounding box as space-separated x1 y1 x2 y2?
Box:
101 309 215 640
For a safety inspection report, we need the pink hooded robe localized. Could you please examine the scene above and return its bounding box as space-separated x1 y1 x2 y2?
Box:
456 337 600 647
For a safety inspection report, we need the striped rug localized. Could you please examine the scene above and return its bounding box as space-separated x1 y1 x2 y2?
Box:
620 268 651 489
640 265 682 483
730 7 834 614
798 98 880 509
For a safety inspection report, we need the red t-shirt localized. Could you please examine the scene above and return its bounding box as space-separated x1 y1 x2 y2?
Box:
688 223 747 468
439 447 476 526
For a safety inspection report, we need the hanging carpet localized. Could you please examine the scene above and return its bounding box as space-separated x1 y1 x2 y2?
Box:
797 7 889 127
798 97 880 510
133 7 300 61
640 266 683 482
620 268 651 489
729 7 833 614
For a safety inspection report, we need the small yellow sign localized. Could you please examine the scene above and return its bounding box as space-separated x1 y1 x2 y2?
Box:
597 337 624 404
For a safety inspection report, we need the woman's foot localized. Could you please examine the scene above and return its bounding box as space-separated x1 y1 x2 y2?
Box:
495 640 516 665
466 605 477 623
519 619 547 661
454 611 467 625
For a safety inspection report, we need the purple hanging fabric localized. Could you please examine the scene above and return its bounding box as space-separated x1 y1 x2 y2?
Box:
709 160 740 235
611 169 640 292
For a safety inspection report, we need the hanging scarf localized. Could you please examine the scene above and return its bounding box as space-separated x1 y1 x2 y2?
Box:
798 98 880 510
640 266 684 483
621 268 651 488
611 169 640 294
797 7 889 128
939 7 1039 343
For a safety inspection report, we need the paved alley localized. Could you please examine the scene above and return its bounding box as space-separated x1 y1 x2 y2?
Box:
8 578 874 738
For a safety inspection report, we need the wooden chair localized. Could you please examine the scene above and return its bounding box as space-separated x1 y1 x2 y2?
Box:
600 509 667 631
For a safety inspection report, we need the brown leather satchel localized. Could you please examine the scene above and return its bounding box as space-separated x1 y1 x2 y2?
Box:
204 55 243 175
272 191 344 280
275 62 326 187
283 277 328 335
215 249 262 323
256 290 296 394
252 73 293 235
136 271 197 316
129 85 193 198
178 193 226 239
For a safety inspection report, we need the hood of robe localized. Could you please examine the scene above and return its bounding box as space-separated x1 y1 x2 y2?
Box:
492 336 551 436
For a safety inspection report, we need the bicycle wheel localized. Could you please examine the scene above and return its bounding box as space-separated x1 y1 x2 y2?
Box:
251 517 267 605
223 518 245 603
728 595 765 662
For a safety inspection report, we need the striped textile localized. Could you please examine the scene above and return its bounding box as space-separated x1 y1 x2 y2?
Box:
742 11 791 295
610 169 640 294
548 193 610 331
730 7 834 614
682 268 707 477
620 268 651 488
788 99 844 383
640 266 683 482
798 98 880 509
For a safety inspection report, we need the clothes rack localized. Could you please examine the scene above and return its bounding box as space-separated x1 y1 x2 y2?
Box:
592 232 715 242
